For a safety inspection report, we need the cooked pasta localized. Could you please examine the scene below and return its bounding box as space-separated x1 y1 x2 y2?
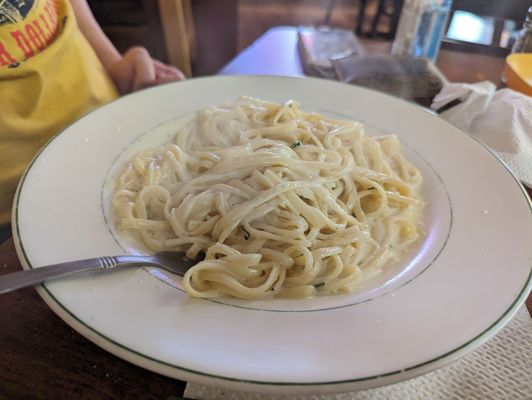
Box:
112 97 423 299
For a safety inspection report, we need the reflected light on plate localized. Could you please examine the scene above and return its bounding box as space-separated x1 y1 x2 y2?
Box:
388 225 441 290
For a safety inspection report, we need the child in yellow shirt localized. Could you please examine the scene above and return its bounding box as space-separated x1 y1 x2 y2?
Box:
0 0 184 230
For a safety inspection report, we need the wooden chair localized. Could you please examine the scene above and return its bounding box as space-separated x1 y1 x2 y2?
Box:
89 0 237 77
158 0 238 76
87 0 194 76
324 0 376 37
88 0 169 63
157 0 195 78
368 0 403 38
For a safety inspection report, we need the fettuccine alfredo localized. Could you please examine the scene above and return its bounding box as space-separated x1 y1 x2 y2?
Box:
112 97 423 299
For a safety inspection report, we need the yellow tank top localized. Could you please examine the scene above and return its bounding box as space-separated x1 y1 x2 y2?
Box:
0 0 118 226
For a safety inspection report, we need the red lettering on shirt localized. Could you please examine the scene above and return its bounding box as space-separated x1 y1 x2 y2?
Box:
39 14 54 42
25 24 46 51
32 20 52 47
10 31 35 59
0 41 17 66
43 0 58 28
2 0 59 65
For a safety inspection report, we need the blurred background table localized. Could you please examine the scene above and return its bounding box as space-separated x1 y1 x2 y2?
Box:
86 0 529 78
220 26 507 85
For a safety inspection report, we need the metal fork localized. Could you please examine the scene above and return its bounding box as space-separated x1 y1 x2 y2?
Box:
0 252 198 295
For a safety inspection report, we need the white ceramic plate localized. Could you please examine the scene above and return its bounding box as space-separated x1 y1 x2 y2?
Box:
13 76 531 395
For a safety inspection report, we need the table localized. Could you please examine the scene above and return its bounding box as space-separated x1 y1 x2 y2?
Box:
1 27 530 399
220 27 507 85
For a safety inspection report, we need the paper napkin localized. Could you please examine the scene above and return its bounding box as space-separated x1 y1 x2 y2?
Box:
431 82 532 188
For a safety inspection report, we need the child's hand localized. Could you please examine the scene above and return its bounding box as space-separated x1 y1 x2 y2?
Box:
107 47 185 94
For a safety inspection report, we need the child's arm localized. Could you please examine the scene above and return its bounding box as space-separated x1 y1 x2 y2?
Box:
70 0 185 94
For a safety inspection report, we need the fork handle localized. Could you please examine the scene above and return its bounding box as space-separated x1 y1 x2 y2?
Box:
0 256 127 295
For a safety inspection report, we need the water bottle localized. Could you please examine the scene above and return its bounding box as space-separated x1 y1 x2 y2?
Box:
392 0 453 62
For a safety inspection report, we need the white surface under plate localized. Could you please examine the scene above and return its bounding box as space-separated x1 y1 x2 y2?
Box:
12 76 532 395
